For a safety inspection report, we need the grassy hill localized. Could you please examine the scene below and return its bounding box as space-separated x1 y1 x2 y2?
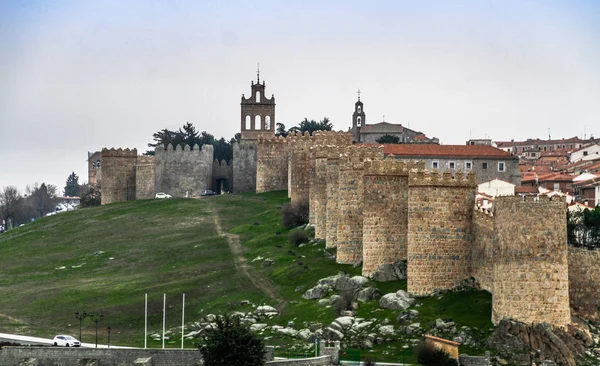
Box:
0 191 493 362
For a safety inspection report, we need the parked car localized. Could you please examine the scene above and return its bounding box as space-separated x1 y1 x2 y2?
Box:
155 192 172 199
201 190 217 196
53 335 81 347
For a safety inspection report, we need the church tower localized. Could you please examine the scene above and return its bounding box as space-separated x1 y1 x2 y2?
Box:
240 66 276 141
352 90 365 143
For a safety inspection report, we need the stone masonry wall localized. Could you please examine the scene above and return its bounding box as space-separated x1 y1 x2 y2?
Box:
471 208 495 292
568 246 600 321
492 196 570 326
289 141 312 205
325 156 340 248
336 147 384 264
311 146 336 239
361 158 420 277
257 136 289 193
233 140 257 193
407 171 476 295
135 155 156 199
100 148 137 205
154 143 214 198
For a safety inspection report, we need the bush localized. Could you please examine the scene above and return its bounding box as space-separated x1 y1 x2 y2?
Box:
415 341 458 366
281 200 309 229
288 229 309 247
196 314 266 366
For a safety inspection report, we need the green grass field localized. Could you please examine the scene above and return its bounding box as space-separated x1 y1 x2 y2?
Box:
0 191 493 362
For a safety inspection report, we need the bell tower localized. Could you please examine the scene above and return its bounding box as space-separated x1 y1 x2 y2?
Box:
240 65 276 140
352 89 365 143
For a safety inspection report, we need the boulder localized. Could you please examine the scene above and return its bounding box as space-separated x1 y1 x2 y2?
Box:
255 305 278 316
379 325 395 335
302 285 331 300
379 290 415 310
371 260 407 282
356 287 382 302
250 324 268 331
323 327 344 340
333 316 354 329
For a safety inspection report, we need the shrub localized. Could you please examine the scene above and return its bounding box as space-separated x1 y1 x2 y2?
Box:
415 341 458 366
363 358 377 366
281 200 309 229
288 229 309 247
196 314 266 366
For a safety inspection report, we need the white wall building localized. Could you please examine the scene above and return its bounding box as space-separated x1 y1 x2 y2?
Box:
477 178 515 197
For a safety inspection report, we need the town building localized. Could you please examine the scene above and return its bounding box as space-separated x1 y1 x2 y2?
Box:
350 95 438 144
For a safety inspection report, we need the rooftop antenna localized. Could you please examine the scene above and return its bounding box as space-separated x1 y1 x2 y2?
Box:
257 63 260 83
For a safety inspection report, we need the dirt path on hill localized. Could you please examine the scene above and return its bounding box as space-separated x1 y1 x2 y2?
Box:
208 205 288 313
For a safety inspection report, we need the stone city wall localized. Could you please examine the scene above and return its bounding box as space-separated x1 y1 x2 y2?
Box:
100 148 138 205
568 246 600 321
154 143 214 198
257 136 289 193
470 207 495 292
289 140 312 205
233 141 257 193
325 156 341 249
361 158 420 277
135 155 156 200
310 146 342 240
336 147 384 264
407 171 476 296
492 196 570 326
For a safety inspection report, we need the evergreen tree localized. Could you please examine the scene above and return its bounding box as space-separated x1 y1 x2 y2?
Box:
64 172 81 197
196 314 266 366
375 134 401 144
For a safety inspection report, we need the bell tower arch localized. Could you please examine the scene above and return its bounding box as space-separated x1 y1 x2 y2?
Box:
352 89 365 143
240 65 276 140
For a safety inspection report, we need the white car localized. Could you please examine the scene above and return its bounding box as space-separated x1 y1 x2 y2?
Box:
155 192 172 199
53 335 81 347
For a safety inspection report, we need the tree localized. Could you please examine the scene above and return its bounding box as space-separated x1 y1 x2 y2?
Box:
64 172 81 197
375 134 401 144
567 207 600 249
275 123 288 137
80 183 101 208
0 186 20 230
196 314 266 366
288 117 332 136
27 183 58 218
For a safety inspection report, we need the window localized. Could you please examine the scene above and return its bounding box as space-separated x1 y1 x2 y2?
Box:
584 151 588 156
498 161 505 172
357 116 362 127
357 106 361 113
265 116 271 130
256 91 261 103
448 161 456 169
553 183 560 191
465 161 472 170
245 115 251 130
97 160 101 168
432 161 439 169
482 162 488 169
255 115 262 130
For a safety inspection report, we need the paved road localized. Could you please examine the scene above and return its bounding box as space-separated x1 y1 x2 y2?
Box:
0 332 135 349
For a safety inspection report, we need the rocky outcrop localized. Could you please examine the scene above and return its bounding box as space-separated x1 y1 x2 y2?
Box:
371 260 407 282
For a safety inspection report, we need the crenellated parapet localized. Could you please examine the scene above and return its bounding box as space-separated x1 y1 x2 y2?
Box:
101 148 137 158
155 143 214 155
154 143 214 198
363 156 424 176
408 169 476 188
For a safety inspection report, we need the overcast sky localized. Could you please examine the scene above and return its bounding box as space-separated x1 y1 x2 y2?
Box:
1 0 599 194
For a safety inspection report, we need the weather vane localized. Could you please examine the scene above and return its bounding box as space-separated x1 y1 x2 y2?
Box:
357 89 361 100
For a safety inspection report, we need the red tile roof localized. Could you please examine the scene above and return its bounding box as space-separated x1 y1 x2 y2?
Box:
515 186 539 194
368 144 515 158
537 173 575 182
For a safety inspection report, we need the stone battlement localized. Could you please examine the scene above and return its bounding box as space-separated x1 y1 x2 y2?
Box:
213 159 232 167
363 157 424 176
408 170 476 187
136 155 155 165
101 148 137 158
156 143 214 154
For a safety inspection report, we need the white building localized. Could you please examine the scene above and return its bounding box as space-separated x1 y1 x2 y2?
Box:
570 144 600 163
477 178 516 197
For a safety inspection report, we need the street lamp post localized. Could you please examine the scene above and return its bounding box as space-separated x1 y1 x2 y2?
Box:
107 325 111 349
74 311 87 342
89 313 104 348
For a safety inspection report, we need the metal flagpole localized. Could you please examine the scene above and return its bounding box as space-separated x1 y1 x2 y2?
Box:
181 293 185 349
144 293 148 349
162 294 166 349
